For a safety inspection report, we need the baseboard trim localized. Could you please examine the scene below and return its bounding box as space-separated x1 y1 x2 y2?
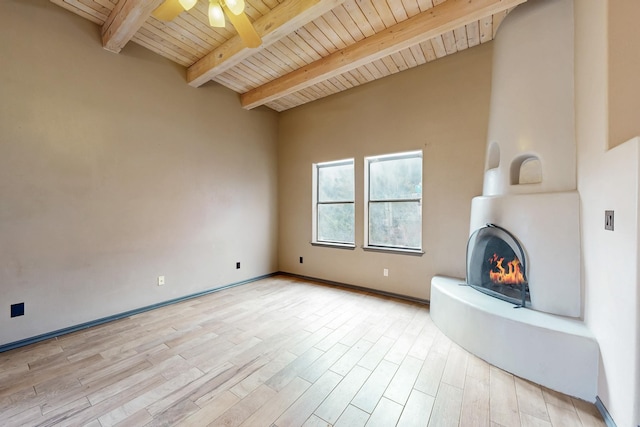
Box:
595 396 617 427
0 273 277 354
278 272 430 306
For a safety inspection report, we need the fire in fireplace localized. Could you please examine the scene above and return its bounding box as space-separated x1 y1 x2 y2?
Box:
466 223 530 307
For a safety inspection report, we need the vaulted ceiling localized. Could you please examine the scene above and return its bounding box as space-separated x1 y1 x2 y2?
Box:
51 0 525 111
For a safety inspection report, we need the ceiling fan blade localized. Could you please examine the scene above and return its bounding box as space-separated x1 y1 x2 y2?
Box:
152 0 184 21
224 10 262 48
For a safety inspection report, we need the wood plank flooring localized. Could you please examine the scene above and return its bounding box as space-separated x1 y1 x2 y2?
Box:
0 275 606 426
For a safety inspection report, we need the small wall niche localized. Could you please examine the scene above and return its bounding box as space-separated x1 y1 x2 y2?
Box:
486 141 501 170
511 155 542 185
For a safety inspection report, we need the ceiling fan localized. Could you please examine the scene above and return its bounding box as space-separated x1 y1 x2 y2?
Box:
152 0 262 48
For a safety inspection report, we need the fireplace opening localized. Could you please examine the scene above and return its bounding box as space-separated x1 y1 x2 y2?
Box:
466 223 530 307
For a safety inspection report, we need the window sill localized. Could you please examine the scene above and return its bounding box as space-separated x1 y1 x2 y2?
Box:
362 246 424 256
311 242 357 250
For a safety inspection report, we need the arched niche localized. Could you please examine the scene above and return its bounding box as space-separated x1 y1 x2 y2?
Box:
510 155 542 185
486 141 501 170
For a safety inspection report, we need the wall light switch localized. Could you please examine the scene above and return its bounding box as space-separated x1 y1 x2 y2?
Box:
158 276 165 286
605 210 614 231
383 268 389 277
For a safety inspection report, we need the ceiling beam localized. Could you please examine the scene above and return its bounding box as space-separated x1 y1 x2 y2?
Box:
187 0 348 88
240 0 527 110
102 0 164 54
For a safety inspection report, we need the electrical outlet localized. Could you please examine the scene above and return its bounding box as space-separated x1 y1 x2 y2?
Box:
383 268 389 277
158 276 165 286
11 303 24 318
605 210 614 231
236 262 241 269
299 257 303 264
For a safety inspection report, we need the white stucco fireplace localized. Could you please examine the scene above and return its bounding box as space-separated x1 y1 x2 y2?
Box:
430 0 599 400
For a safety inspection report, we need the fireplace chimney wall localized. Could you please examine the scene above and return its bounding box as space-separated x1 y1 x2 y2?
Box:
471 0 581 318
483 0 576 197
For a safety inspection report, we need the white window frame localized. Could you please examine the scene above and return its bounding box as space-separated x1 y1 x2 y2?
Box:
311 158 356 248
364 150 423 254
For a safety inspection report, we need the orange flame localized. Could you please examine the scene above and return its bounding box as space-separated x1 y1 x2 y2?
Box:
488 253 525 285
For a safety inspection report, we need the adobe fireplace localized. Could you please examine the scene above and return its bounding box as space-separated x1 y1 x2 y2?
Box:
467 224 530 308
430 0 599 403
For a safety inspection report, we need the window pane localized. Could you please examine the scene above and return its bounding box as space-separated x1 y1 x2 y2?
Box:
369 201 421 248
318 163 354 202
370 156 422 200
318 203 355 243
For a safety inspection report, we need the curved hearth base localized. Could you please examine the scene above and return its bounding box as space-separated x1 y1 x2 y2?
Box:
430 276 598 400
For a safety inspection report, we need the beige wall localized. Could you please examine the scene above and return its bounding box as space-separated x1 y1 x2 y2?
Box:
608 0 640 148
0 1 279 346
277 44 492 300
575 1 640 425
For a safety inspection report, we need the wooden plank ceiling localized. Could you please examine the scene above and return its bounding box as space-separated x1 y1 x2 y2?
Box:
51 0 525 112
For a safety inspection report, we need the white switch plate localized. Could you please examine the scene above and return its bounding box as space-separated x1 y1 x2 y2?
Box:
158 276 165 286
383 268 389 277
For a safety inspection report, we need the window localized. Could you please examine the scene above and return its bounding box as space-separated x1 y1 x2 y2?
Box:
365 151 422 251
312 159 355 246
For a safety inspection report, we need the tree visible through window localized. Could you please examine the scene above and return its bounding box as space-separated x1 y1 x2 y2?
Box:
314 159 355 245
366 151 422 250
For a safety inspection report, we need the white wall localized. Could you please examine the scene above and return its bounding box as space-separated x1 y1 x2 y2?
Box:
277 44 493 300
575 1 640 425
0 1 279 346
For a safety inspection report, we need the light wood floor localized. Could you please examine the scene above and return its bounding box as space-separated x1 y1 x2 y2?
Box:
0 275 606 427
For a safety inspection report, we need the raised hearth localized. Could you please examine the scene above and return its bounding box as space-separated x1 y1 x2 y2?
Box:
431 276 598 400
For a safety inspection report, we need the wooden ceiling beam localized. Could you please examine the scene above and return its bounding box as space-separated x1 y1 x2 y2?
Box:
102 0 164 54
187 0 348 88
241 0 527 110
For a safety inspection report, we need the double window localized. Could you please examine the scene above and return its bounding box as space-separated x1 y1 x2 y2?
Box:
312 151 422 253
